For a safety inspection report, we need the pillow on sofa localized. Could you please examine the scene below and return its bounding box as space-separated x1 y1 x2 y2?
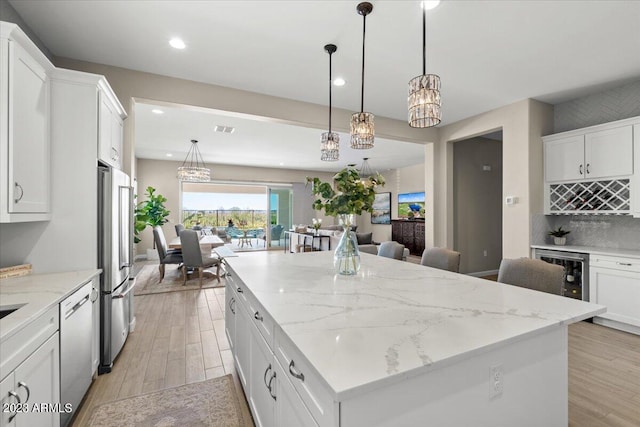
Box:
356 232 373 245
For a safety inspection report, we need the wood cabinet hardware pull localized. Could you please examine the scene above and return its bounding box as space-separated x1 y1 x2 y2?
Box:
237 287 243 293
586 163 590 174
228 297 235 314
7 391 20 422
254 311 263 321
289 360 305 381
579 164 583 175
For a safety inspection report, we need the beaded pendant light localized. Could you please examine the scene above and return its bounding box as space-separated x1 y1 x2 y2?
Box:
177 139 210 181
408 1 441 128
321 44 339 161
350 2 375 149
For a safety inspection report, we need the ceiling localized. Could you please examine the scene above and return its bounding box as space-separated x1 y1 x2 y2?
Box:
9 0 640 172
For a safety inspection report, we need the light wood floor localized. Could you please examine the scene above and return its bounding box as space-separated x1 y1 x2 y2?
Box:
71 279 640 426
71 282 253 426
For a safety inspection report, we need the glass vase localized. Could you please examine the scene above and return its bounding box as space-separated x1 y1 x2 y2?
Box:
334 214 360 275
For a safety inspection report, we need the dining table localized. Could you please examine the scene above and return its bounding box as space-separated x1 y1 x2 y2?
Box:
168 234 225 251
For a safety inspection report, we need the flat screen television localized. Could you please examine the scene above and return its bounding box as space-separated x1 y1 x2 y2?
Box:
398 192 425 219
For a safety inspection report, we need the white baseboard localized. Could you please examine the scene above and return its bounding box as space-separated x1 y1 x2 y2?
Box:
466 269 499 277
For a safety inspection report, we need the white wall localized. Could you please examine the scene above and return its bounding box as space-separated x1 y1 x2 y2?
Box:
435 99 554 259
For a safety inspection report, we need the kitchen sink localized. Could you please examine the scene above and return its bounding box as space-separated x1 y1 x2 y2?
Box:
0 304 26 319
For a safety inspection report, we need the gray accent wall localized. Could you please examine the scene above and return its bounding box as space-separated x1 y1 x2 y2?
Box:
532 214 640 250
0 0 54 61
453 137 503 274
553 80 640 133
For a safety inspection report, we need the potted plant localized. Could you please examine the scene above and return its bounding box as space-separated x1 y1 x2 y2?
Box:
134 186 170 260
549 226 570 246
306 167 385 275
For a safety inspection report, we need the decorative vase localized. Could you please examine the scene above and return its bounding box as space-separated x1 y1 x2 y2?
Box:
334 214 360 275
553 237 566 246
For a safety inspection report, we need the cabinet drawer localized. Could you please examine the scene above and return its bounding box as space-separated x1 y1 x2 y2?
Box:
590 255 640 273
248 294 274 349
0 305 59 379
274 329 335 427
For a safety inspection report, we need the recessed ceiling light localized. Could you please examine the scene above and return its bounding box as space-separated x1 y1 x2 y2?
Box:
169 38 186 49
279 162 284 166
152 109 164 114
333 77 346 87
166 153 173 157
422 0 440 10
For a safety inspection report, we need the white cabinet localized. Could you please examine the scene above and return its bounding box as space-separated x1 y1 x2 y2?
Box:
590 254 640 335
0 22 53 223
98 89 124 169
0 305 60 427
544 124 634 183
225 276 319 427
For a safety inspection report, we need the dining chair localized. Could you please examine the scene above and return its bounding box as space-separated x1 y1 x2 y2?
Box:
174 223 185 237
420 247 461 273
152 226 183 282
497 258 564 295
179 229 221 286
377 241 405 260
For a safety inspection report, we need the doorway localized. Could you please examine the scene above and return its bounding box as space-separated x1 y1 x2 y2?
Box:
452 130 503 275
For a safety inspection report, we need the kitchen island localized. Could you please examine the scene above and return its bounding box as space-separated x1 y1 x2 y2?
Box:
224 251 605 427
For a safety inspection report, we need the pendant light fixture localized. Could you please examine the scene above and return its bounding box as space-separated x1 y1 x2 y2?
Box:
359 157 374 179
177 139 211 181
408 0 441 128
350 2 375 149
321 44 339 162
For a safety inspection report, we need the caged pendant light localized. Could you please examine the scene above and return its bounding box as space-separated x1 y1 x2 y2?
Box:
408 1 441 128
177 139 211 181
321 44 339 162
350 2 375 149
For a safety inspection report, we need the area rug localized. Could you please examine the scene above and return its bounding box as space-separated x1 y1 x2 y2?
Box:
88 375 251 427
133 263 224 296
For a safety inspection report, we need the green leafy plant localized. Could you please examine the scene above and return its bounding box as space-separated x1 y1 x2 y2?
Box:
548 226 570 238
134 186 170 244
306 167 385 216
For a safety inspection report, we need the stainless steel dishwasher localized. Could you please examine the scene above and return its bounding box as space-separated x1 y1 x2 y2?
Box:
60 280 93 427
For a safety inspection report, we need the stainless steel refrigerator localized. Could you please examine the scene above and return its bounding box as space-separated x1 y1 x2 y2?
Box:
97 166 134 374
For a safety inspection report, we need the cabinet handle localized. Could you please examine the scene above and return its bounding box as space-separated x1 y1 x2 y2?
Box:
237 287 243 293
268 372 277 401
7 390 21 422
617 262 633 266
17 381 30 403
228 297 235 314
586 163 590 174
288 360 305 382
14 182 24 203
263 364 272 388
579 164 583 175
254 311 263 322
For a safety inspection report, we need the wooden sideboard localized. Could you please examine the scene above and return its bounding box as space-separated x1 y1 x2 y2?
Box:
391 220 425 256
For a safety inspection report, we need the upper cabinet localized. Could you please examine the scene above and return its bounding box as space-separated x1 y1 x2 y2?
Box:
98 85 125 169
543 116 639 216
544 124 633 183
0 23 54 223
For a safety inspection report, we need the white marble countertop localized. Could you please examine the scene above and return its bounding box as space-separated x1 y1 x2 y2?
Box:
0 269 101 343
531 244 640 259
225 252 605 400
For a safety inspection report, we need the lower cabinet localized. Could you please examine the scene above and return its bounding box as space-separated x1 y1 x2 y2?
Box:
0 333 60 427
225 278 319 427
590 255 640 335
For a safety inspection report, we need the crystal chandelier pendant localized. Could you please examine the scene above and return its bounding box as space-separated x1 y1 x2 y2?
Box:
350 112 374 149
321 131 340 161
408 74 441 128
176 139 211 181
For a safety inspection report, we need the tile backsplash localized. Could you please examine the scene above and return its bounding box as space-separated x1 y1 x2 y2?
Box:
532 214 640 250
